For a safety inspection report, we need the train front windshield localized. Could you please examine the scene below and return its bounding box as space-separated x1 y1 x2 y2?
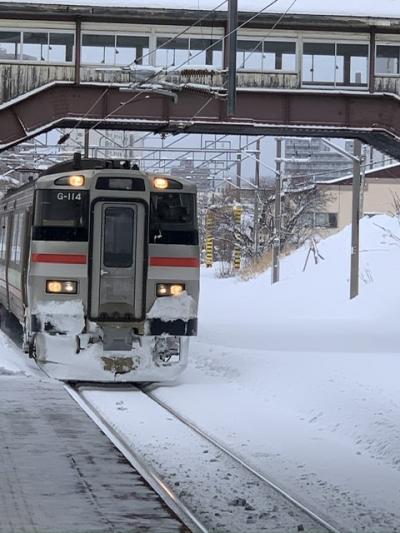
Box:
33 189 89 241
149 192 198 245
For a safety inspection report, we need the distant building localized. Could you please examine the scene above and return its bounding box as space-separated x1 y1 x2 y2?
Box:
314 162 400 234
284 138 392 183
169 159 212 192
284 138 352 182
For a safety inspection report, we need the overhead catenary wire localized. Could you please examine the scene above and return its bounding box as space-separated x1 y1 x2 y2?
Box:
55 0 297 179
58 0 230 144
67 0 287 140
77 0 295 170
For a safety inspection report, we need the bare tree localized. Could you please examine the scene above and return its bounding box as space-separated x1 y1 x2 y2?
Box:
199 178 329 272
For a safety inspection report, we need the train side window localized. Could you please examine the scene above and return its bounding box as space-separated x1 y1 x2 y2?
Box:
0 216 8 262
15 213 24 264
10 213 19 263
0 216 4 261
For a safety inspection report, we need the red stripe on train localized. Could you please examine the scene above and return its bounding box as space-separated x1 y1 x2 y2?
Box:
149 257 200 268
31 253 87 264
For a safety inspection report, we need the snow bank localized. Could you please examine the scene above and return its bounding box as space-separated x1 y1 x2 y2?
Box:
0 332 39 377
198 214 400 353
0 366 27 376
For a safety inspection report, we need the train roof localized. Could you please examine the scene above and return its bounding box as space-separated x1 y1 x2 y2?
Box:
40 153 142 176
1 154 196 199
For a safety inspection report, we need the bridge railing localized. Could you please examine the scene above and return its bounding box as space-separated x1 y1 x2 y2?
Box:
1 61 400 107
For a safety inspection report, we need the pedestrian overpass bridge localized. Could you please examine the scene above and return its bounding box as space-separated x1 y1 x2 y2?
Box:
1 1 400 157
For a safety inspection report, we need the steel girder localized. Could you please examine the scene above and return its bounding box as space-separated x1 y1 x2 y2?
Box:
1 84 400 158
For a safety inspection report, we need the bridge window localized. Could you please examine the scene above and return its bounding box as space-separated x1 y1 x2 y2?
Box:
115 36 149 65
82 33 149 65
156 37 189 67
188 38 223 67
0 31 74 62
22 32 48 61
263 41 296 71
237 39 296 71
303 43 336 84
237 40 263 69
156 37 222 68
376 45 400 75
336 44 368 85
0 31 21 60
82 34 115 64
49 33 74 63
303 41 368 87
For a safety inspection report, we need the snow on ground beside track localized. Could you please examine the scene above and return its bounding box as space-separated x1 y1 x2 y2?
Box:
0 331 39 377
198 214 400 353
150 214 400 531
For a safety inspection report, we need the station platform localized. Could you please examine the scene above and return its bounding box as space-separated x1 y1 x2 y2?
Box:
0 375 185 533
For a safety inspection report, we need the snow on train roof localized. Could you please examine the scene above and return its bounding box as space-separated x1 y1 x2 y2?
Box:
4 0 400 18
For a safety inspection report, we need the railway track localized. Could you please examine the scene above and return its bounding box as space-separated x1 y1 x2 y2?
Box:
65 383 206 533
67 383 343 533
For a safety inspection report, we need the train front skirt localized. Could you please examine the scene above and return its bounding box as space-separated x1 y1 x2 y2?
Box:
31 300 191 382
34 332 190 382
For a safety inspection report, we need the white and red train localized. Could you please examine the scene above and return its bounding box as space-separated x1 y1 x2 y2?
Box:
0 154 199 381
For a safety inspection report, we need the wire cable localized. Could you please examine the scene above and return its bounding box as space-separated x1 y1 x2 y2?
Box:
128 0 228 68
71 0 287 139
59 0 229 143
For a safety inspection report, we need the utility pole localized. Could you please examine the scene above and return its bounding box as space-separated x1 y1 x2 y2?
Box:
253 138 261 257
84 130 90 158
350 139 362 299
227 0 238 116
236 151 241 202
272 138 282 284
320 138 363 299
359 145 367 218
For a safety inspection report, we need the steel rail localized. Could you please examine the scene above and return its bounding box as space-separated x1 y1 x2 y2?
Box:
143 388 343 533
65 384 208 533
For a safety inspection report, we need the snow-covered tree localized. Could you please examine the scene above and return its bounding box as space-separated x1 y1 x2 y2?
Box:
199 178 328 271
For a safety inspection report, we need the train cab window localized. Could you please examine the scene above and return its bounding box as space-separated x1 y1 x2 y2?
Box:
150 193 198 245
33 189 89 241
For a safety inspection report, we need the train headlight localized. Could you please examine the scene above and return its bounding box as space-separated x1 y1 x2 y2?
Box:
152 176 183 190
153 177 169 190
46 280 78 294
54 175 85 187
170 284 185 296
68 175 85 187
156 283 185 297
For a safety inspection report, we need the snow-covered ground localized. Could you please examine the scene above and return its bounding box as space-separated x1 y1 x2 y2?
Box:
2 214 400 530
150 214 400 531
